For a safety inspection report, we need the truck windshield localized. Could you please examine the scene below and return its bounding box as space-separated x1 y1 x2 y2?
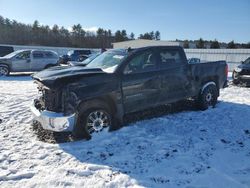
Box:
243 57 250 64
86 50 127 73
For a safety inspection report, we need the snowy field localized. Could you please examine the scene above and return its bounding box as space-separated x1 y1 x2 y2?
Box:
0 74 250 188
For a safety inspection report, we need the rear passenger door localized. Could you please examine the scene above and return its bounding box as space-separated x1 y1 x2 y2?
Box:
157 47 190 103
31 51 45 71
121 49 161 113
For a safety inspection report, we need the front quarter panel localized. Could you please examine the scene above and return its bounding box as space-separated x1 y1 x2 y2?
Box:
63 74 121 114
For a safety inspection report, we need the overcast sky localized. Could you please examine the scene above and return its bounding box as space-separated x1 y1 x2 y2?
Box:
0 0 249 43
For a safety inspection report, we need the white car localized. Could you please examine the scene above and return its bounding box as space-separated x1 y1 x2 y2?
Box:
0 49 59 76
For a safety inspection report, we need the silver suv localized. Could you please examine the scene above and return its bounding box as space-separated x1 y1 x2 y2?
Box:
0 49 59 76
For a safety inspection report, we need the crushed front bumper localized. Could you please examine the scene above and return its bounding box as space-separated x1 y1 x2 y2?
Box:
30 102 76 132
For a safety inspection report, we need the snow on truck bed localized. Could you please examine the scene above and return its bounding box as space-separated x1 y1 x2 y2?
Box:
0 75 250 188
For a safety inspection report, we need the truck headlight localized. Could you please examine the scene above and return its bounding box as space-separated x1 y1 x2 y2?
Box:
235 67 242 72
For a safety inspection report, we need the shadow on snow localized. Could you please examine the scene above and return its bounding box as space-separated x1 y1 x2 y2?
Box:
52 100 250 187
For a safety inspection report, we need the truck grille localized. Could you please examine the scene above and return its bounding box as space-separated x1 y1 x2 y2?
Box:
241 69 250 75
43 89 60 111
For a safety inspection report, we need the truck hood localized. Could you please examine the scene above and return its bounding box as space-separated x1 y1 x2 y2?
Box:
238 64 250 70
32 66 106 87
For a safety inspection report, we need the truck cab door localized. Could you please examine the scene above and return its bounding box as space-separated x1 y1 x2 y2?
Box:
156 47 191 103
121 49 161 113
11 51 31 72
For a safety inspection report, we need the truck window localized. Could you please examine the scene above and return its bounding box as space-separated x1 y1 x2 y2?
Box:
124 50 157 74
158 49 182 66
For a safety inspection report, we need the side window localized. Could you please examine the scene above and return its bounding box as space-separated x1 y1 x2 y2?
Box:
33 51 44 59
124 50 157 74
15 51 30 60
44 52 54 58
158 49 182 67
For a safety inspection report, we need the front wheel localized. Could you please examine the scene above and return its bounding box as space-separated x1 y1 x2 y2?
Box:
196 84 218 110
73 101 112 139
0 65 10 76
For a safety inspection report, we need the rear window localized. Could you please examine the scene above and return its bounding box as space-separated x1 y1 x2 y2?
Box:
33 51 44 58
44 52 54 58
158 49 182 66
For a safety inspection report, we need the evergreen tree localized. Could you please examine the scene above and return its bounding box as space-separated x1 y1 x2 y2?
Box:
196 38 205 49
130 32 135 40
210 39 220 49
183 40 189 48
227 40 236 49
155 31 160 40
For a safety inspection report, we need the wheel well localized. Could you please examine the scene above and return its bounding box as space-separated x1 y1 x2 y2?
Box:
0 63 10 69
201 77 219 96
77 95 117 114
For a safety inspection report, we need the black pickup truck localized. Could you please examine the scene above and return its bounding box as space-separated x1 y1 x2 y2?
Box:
31 46 228 139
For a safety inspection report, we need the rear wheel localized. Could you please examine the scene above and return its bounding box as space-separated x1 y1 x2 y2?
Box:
0 65 9 76
196 84 218 110
73 100 112 139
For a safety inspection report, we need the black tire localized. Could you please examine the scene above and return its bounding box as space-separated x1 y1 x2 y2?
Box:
232 71 240 84
196 84 218 110
0 65 10 76
73 100 113 139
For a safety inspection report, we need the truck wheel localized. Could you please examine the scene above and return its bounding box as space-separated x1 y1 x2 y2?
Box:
73 101 113 139
197 84 218 110
0 65 10 76
232 71 240 84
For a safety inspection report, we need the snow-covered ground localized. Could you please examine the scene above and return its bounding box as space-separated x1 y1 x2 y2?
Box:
0 74 250 188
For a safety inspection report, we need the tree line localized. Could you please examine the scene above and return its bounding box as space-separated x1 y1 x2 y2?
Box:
0 16 160 48
0 16 249 49
182 38 250 49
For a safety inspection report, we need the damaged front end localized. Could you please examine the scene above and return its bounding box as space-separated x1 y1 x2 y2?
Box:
30 81 76 132
30 66 108 132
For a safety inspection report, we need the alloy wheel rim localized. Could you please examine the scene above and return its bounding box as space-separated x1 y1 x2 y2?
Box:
0 67 8 76
86 110 110 134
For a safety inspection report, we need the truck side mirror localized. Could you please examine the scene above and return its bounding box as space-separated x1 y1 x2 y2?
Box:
26 58 31 63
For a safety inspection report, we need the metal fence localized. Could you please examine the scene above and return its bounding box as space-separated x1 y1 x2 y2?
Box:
185 49 250 71
1 44 250 71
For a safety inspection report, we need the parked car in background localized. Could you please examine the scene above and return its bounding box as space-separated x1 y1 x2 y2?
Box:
0 46 14 57
68 53 100 66
188 58 200 64
0 49 59 76
58 49 92 65
58 55 70 65
31 46 228 139
233 57 250 85
68 49 92 62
